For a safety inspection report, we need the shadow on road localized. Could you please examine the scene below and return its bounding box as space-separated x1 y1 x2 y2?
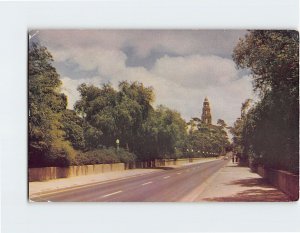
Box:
202 177 291 202
228 177 271 188
202 189 290 202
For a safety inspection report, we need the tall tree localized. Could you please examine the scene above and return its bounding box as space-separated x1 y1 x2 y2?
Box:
139 105 187 160
29 42 76 167
233 30 298 97
232 30 299 173
75 81 155 152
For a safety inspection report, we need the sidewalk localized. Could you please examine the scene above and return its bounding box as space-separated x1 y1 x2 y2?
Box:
29 157 218 197
196 161 291 202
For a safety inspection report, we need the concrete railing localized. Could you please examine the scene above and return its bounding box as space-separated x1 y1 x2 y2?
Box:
257 166 299 201
29 157 216 182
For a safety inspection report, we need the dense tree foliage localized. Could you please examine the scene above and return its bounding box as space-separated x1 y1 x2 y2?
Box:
74 82 187 160
29 42 76 167
232 30 299 173
140 105 187 160
61 110 85 150
186 118 230 157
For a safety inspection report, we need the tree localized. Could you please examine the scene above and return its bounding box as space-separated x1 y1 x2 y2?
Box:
29 42 76 167
217 119 227 128
232 30 299 173
75 81 155 152
139 105 187 160
241 99 252 118
233 30 298 97
230 98 253 155
116 81 155 153
61 109 85 150
186 121 230 158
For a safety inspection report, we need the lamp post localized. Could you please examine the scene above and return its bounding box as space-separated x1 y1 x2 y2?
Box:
116 139 120 151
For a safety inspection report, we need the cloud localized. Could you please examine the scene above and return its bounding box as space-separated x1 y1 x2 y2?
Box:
38 29 246 60
152 55 238 88
38 30 254 126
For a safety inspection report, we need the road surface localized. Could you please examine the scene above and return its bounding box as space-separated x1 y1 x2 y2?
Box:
30 159 227 202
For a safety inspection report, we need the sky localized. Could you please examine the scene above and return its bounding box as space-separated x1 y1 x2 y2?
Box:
34 29 254 126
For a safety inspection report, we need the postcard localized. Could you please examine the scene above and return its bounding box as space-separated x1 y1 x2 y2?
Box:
28 29 299 202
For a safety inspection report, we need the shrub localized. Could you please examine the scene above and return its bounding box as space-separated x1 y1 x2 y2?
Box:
47 140 77 167
74 148 136 165
116 149 136 163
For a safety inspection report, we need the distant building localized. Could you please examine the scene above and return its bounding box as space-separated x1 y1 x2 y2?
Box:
201 97 212 124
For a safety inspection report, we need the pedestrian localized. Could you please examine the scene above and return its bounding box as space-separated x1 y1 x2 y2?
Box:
232 155 235 163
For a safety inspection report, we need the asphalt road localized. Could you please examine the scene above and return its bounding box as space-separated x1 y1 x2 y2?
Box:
30 159 228 202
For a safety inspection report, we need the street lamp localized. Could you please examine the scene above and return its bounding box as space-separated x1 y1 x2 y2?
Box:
116 139 120 151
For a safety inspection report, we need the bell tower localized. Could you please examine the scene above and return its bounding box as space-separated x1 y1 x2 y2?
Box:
201 97 212 124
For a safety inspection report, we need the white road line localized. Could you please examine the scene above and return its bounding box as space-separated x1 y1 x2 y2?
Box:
163 176 170 179
102 190 123 198
177 172 181 175
142 181 153 186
